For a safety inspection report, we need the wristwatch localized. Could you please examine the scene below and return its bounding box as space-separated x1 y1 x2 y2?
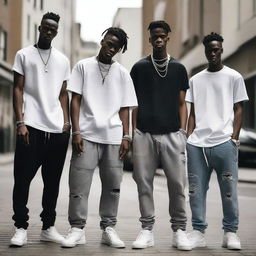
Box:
231 138 240 147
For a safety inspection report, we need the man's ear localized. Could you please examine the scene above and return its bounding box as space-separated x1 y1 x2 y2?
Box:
100 39 104 46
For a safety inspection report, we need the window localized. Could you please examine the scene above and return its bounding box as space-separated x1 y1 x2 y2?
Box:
40 0 43 10
0 30 7 61
181 0 189 43
27 15 31 40
34 24 38 44
153 0 167 20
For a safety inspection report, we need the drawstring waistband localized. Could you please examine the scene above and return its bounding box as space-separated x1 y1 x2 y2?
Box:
202 147 209 167
44 132 51 144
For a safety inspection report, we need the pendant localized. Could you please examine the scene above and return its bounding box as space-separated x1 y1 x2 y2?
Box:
102 78 105 84
44 65 48 72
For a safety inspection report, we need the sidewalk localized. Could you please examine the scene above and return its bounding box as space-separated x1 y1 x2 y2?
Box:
0 150 256 256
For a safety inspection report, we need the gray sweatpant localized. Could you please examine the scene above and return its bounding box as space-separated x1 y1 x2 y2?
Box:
133 128 187 231
68 139 123 229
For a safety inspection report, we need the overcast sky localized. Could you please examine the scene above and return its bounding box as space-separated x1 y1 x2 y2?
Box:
76 0 142 43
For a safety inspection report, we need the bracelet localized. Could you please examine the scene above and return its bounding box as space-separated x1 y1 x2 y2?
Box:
64 122 71 127
179 128 187 135
72 131 81 136
122 134 132 142
16 121 25 128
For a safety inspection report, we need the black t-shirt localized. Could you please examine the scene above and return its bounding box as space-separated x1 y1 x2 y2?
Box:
130 55 189 134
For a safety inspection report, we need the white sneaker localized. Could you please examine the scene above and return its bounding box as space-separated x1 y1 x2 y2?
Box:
10 228 27 246
101 227 125 248
61 227 86 248
222 232 241 250
40 226 65 244
132 230 154 249
187 230 206 248
172 229 192 251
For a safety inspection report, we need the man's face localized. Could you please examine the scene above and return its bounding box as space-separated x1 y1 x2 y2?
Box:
100 34 121 61
205 41 223 65
38 18 58 44
149 27 169 51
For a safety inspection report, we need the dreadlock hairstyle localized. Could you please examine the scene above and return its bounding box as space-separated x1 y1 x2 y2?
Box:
42 12 60 23
101 27 128 53
203 32 224 46
148 20 171 33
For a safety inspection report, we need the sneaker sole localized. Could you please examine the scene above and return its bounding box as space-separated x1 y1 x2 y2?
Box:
132 241 154 249
172 244 192 251
222 243 241 250
10 240 27 247
101 239 125 248
192 241 207 248
62 237 86 248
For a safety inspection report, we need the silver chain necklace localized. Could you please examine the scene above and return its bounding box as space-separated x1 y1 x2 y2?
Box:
97 58 112 84
150 54 170 78
36 44 52 72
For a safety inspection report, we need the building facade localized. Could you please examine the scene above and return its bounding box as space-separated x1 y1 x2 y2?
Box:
113 7 142 71
0 0 75 153
143 0 256 129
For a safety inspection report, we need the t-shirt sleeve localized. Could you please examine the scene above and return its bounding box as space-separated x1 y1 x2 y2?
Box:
179 64 189 91
13 51 24 76
63 58 71 81
185 79 194 103
67 63 83 95
233 75 249 103
121 71 138 108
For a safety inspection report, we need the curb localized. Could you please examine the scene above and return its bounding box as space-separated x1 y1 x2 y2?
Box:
238 179 256 184
0 153 14 166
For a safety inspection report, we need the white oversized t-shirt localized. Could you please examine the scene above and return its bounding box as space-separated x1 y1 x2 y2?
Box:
13 45 70 133
67 56 138 144
186 66 249 147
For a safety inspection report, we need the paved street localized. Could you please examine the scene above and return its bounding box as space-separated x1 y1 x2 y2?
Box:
0 148 256 256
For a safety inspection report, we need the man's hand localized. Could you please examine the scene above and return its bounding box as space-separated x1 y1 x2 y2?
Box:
17 125 29 145
119 139 130 160
72 134 84 154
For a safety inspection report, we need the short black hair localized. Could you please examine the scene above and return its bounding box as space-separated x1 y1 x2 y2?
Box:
203 32 223 46
42 12 60 23
101 27 128 53
148 20 171 33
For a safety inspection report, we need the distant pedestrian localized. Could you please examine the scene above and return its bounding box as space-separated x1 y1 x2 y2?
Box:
61 27 137 248
10 12 70 247
130 20 191 251
186 32 248 250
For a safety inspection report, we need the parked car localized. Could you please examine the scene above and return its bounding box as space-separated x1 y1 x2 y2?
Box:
123 128 256 171
238 128 256 166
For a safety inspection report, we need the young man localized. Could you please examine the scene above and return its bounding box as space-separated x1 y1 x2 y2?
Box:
11 12 70 246
130 20 191 251
61 27 137 248
186 32 248 250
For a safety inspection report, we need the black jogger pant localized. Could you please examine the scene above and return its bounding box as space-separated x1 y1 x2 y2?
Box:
12 126 69 229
